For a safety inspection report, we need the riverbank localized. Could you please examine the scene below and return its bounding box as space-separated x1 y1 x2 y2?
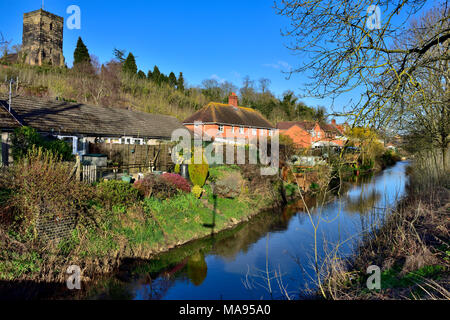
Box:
0 162 290 284
323 163 449 300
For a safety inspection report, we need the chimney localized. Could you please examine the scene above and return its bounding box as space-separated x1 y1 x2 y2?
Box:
228 92 238 107
331 119 336 125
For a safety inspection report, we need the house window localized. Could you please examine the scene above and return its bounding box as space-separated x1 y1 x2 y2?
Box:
317 132 321 138
218 125 224 133
239 127 244 134
260 129 265 136
269 129 273 136
231 126 235 133
252 128 257 135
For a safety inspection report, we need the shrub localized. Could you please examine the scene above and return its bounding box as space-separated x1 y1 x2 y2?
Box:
97 180 140 209
161 173 191 192
191 185 203 199
214 171 244 199
133 175 179 200
188 151 209 187
7 147 92 236
11 126 73 161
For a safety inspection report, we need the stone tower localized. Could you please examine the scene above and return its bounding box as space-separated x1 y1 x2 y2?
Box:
21 9 65 67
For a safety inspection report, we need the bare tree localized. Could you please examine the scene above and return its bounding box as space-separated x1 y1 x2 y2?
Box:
275 0 450 127
259 78 272 93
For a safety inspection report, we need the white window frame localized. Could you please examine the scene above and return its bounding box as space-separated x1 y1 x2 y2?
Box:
239 126 244 134
231 126 235 133
252 128 257 135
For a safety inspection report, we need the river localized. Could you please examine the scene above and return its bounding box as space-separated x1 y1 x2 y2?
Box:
73 161 409 300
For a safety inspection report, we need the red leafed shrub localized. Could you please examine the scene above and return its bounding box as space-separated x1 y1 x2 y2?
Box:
133 175 179 200
160 173 191 193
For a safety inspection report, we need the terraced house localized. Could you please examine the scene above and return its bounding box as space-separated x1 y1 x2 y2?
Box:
183 93 277 144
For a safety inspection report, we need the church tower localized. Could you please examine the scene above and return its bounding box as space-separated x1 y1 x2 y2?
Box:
21 9 65 67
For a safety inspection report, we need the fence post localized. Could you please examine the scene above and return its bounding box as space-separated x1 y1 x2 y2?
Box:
76 154 81 182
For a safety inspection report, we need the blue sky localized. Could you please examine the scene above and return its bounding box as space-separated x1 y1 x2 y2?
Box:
0 0 438 118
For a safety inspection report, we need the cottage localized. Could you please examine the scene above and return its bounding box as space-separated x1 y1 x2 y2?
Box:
183 93 277 145
277 120 347 148
0 95 185 166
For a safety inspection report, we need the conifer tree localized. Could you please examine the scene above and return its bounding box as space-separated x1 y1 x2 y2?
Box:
137 70 146 79
152 65 161 85
177 72 185 91
122 52 138 75
168 72 177 88
73 37 91 65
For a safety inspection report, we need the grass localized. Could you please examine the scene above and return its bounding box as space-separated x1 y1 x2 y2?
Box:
322 153 449 300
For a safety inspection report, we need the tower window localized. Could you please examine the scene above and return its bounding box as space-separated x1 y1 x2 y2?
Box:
50 23 53 31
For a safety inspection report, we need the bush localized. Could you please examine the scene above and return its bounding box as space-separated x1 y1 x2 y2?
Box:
133 175 179 200
191 185 203 199
161 173 191 192
214 171 244 199
188 152 209 187
7 147 92 236
97 180 140 209
11 126 73 161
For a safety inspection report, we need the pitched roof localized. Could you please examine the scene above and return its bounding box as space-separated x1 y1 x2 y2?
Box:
0 95 185 139
183 102 274 129
0 103 20 129
319 123 343 135
276 121 317 131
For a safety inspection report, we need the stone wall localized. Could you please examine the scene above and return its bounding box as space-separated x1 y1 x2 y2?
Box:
22 9 65 67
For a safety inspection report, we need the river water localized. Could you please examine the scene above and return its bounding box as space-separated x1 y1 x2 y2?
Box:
82 161 409 300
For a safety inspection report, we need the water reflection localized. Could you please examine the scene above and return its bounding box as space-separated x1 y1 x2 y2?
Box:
81 161 409 300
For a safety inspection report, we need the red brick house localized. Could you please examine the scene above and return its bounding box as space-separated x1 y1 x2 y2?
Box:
277 120 347 148
183 93 276 144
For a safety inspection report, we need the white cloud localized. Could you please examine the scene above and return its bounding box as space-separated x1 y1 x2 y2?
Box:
263 60 292 71
210 74 226 84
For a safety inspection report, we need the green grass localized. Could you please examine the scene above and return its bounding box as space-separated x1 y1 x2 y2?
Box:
208 165 241 182
0 251 42 280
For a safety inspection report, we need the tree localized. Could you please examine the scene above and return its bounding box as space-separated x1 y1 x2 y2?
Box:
147 69 153 80
259 78 271 94
122 52 137 75
392 6 449 170
137 70 146 79
168 72 178 88
151 65 161 85
275 1 450 128
177 72 185 91
73 37 91 66
113 48 127 63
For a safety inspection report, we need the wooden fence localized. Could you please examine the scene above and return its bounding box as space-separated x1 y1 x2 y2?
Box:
88 142 174 173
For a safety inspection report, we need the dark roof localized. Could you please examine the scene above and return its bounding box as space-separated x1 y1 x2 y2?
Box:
0 95 185 139
277 121 316 131
0 103 20 129
319 123 342 135
183 102 274 129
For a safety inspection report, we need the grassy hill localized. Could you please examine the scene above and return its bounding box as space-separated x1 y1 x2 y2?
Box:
0 61 322 123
